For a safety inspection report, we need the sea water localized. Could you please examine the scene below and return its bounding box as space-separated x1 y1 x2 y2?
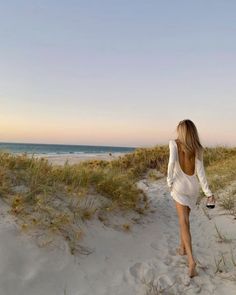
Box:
0 142 136 155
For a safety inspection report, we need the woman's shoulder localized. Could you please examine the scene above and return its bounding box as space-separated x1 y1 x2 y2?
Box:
168 140 178 153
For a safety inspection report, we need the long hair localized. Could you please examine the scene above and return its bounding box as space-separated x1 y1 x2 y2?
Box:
176 119 203 160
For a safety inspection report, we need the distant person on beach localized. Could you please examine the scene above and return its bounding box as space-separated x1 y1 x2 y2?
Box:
167 119 215 278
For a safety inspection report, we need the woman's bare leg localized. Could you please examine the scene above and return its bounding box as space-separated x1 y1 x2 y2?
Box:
177 217 187 255
175 201 197 277
177 230 187 255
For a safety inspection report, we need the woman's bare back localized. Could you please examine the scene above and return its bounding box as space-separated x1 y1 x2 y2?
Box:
175 139 195 176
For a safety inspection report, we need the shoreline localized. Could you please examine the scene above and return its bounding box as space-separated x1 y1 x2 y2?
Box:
31 152 128 165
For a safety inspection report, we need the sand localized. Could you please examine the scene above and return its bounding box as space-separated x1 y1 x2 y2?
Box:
32 152 126 165
0 174 236 294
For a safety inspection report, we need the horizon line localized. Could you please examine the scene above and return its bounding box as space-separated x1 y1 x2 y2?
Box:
0 141 139 149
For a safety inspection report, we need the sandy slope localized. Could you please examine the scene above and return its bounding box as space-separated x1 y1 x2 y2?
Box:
0 177 236 295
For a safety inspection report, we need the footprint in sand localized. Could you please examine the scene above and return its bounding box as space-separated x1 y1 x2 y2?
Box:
153 274 176 294
129 262 143 278
129 262 156 285
129 262 177 294
163 256 174 266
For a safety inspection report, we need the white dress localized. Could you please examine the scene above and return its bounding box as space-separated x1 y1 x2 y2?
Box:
166 139 213 209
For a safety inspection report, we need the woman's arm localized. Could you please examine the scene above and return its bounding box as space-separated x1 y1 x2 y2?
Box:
196 150 213 197
167 140 176 189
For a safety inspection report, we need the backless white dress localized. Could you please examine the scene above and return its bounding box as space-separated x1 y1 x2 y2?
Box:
166 140 213 209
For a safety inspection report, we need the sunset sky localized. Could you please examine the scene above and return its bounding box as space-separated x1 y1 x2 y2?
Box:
1 1 235 147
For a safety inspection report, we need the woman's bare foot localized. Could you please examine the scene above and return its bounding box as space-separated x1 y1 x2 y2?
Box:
188 262 198 278
176 247 187 256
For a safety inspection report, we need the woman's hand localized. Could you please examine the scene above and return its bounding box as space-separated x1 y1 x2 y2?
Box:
207 195 216 206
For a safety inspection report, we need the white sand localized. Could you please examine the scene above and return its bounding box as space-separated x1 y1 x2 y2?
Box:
32 152 126 165
0 176 236 294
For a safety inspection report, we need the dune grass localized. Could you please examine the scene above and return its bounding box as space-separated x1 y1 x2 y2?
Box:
204 155 236 192
201 150 236 214
0 144 235 254
0 146 169 254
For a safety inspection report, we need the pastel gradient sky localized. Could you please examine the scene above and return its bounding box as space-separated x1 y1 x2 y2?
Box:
1 1 235 147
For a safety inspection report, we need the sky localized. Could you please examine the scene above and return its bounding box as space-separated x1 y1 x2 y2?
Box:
0 0 235 147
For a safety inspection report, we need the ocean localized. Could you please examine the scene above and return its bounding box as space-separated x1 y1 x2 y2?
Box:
0 142 136 155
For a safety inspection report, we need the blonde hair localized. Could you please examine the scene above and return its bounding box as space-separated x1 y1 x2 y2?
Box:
176 119 203 160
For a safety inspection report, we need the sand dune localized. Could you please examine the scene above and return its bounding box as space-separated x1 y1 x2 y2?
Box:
0 177 235 294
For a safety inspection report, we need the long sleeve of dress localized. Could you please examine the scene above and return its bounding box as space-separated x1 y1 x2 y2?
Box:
196 153 213 197
167 140 176 189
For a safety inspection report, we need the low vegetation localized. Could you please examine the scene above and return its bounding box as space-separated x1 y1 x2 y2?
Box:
0 144 235 254
202 149 236 216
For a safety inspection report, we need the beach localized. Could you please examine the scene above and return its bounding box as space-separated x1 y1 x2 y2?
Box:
34 152 126 165
0 159 235 295
2 0 235 293
0 142 134 165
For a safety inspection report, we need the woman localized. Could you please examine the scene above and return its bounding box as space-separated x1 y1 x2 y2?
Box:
167 119 215 278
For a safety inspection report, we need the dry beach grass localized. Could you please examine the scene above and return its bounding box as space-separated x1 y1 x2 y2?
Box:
0 144 236 256
0 145 236 294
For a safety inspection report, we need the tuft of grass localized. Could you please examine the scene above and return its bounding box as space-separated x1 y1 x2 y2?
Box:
218 187 236 217
214 254 224 274
201 206 212 220
230 246 236 267
147 169 164 181
214 250 236 277
214 223 231 243
122 223 131 232
220 195 235 211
